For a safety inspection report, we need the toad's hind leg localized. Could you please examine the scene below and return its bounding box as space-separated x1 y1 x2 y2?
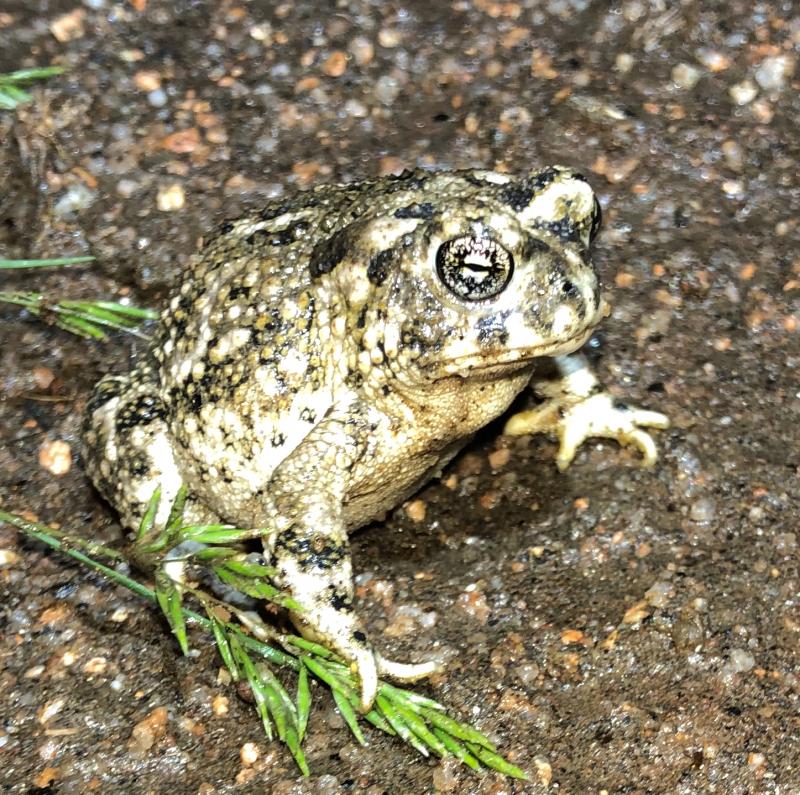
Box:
82 366 214 533
504 352 669 470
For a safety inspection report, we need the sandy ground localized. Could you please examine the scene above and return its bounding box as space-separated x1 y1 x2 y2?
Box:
1 1 798 793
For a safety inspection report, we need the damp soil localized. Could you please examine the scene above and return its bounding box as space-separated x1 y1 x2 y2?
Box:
1 2 798 793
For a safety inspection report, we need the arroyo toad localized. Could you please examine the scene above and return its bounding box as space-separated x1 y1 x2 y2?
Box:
83 167 667 709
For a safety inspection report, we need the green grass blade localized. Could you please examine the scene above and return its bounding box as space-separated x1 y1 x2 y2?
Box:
0 291 153 340
252 670 288 741
81 300 156 320
257 664 308 773
301 655 342 691
155 572 189 655
381 682 448 712
296 662 311 742
208 612 238 679
419 706 497 751
136 487 162 542
0 66 65 82
0 92 20 110
0 510 151 599
54 312 109 339
0 66 64 110
179 525 263 544
188 545 242 561
332 688 367 746
362 705 396 735
62 301 148 328
229 634 273 740
214 565 302 611
432 728 481 770
466 743 530 781
375 695 430 757
219 558 276 578
0 85 30 104
165 486 188 532
0 256 94 268
284 636 338 660
389 701 448 757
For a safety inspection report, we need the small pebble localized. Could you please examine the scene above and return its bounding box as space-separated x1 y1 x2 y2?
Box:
378 28 402 48
721 648 756 677
671 63 701 90
156 184 186 211
239 742 259 766
754 55 795 91
147 88 167 107
375 75 402 104
128 707 168 755
322 51 348 77
211 694 229 716
53 184 96 217
133 70 161 91
38 440 72 476
348 36 374 65
404 499 426 523
729 80 758 105
534 758 553 786
50 8 85 41
614 53 634 73
37 699 65 724
689 497 716 523
0 550 20 566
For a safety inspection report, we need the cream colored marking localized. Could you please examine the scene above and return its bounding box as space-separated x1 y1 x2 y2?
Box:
131 432 183 526
518 177 595 227
211 327 252 361
358 349 373 374
501 310 551 348
383 323 400 357
474 170 512 185
551 304 578 337
366 217 420 251
278 349 308 379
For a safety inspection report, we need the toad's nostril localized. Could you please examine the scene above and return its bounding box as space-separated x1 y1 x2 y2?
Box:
562 279 579 298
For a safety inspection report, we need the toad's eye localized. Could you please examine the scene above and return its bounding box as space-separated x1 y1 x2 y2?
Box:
435 236 514 301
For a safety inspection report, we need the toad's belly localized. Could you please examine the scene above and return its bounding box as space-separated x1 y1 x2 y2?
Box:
341 438 470 530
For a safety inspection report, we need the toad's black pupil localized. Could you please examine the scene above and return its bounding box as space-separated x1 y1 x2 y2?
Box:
435 236 514 301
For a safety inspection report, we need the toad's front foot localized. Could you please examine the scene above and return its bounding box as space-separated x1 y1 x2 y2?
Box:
504 353 669 470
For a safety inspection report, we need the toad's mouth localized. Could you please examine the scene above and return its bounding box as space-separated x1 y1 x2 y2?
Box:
435 324 597 379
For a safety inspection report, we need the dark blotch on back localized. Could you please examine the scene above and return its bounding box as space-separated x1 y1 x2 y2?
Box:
385 169 428 193
246 220 311 247
309 228 352 278
499 167 559 212
394 202 435 220
115 394 167 433
260 194 321 221
367 249 396 286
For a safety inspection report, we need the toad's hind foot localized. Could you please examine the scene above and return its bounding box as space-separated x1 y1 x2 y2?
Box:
504 352 669 470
